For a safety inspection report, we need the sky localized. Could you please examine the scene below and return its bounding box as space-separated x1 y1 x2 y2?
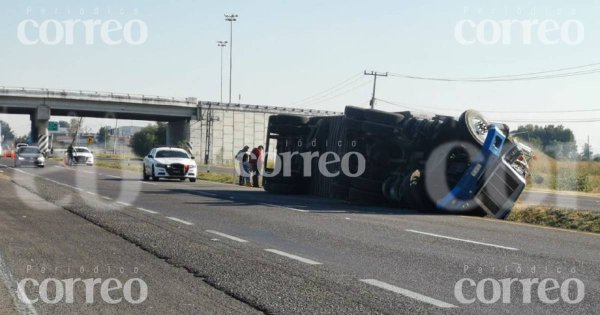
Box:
0 0 599 151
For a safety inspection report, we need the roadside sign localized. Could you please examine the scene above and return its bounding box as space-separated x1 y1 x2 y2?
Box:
87 136 94 145
48 121 59 132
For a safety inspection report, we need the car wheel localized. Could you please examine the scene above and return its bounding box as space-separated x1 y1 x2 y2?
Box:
189 178 197 182
152 166 159 181
143 166 149 181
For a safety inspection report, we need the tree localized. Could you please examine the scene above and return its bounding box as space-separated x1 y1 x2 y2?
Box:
97 126 110 143
0 120 15 142
129 123 167 157
514 124 578 159
68 118 84 143
59 120 70 129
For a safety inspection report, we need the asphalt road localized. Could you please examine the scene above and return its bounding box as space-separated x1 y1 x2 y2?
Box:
0 159 598 314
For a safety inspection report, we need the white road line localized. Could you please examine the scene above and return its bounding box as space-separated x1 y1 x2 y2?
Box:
405 229 519 251
166 217 194 226
85 191 96 196
141 181 158 185
206 230 248 243
136 207 158 214
101 196 112 200
106 175 121 179
360 279 457 309
264 249 322 265
0 252 39 315
261 203 309 213
116 201 131 207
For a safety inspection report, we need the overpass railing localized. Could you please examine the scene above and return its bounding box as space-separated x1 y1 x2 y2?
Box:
0 86 198 107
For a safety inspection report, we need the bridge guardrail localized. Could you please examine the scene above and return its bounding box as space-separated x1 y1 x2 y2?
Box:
0 86 198 106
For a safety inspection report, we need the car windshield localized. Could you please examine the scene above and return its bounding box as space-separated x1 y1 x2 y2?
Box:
155 150 189 158
20 147 39 154
75 148 90 153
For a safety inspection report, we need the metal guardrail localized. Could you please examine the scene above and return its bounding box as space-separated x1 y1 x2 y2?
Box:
0 86 341 115
0 86 198 107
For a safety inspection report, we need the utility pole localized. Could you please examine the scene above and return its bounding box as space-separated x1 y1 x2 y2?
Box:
225 14 238 105
217 41 228 103
587 135 591 160
364 70 388 109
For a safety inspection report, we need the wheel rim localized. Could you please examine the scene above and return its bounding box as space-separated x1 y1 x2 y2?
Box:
467 112 489 144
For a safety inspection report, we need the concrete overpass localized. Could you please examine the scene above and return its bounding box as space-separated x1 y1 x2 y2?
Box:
0 87 200 153
0 86 338 160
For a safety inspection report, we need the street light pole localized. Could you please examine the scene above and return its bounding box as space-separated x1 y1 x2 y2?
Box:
225 14 238 105
217 41 228 103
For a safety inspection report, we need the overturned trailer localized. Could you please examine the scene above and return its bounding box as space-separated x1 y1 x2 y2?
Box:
263 106 531 219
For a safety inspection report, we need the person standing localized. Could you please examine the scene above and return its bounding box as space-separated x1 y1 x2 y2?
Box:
249 145 264 188
235 146 250 185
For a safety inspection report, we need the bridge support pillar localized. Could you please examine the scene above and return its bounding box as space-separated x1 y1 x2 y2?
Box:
166 119 191 152
30 105 50 155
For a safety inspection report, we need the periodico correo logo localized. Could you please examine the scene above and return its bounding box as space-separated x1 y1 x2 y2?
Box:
454 6 585 45
16 7 148 45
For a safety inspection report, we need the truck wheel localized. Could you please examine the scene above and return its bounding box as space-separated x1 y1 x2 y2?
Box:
344 106 367 120
363 109 404 126
459 110 489 146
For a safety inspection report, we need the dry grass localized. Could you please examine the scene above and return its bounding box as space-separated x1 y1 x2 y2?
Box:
527 149 600 194
508 205 600 234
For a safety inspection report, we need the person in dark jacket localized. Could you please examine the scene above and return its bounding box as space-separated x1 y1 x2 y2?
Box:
235 146 250 185
249 145 264 187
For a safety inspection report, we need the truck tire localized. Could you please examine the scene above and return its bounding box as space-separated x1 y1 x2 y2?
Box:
363 109 404 126
458 110 489 146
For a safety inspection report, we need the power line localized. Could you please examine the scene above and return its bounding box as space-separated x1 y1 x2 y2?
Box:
302 80 371 106
377 98 600 115
292 73 363 105
388 63 600 82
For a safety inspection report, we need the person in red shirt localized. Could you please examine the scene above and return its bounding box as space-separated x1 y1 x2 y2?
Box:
249 145 264 188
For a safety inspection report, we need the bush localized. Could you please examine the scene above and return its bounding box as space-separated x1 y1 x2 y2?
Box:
130 123 167 157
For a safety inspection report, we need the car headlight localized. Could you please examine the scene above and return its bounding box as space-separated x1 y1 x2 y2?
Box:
156 163 166 168
189 164 196 169
18 157 24 160
37 157 44 161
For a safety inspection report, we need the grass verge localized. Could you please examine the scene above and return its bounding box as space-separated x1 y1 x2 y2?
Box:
507 205 600 234
197 172 235 184
95 160 142 173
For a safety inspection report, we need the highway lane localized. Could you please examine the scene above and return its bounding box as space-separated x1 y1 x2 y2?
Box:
1 160 599 314
0 171 260 315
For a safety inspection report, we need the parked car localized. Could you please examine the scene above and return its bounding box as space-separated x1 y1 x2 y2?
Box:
143 147 197 182
14 146 45 168
263 107 531 219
